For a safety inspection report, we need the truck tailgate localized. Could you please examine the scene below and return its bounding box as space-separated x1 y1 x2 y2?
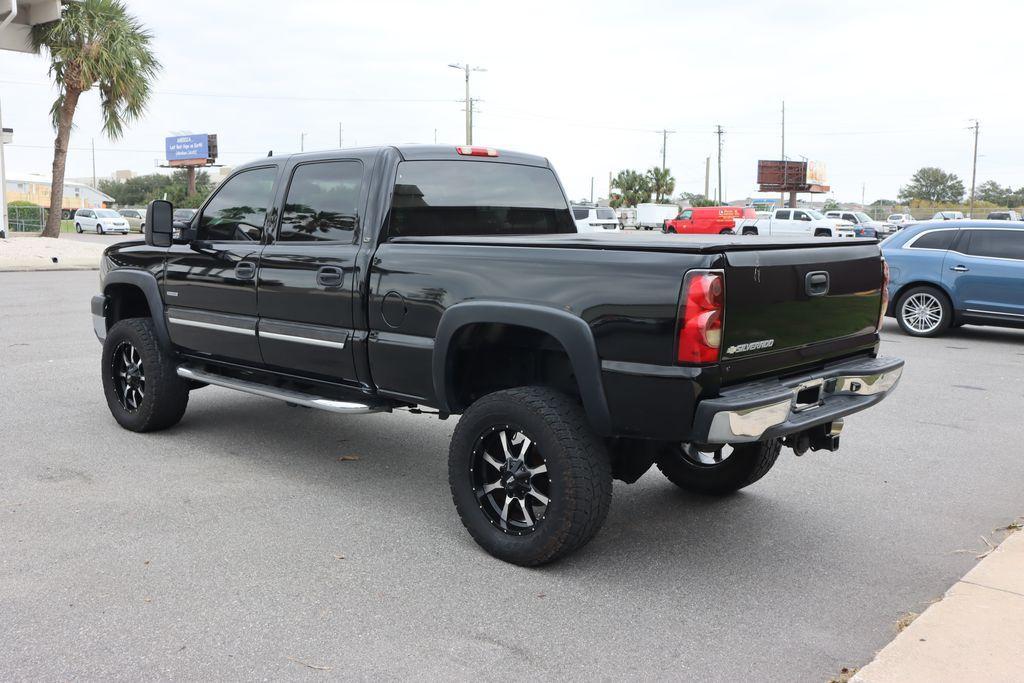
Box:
720 243 883 381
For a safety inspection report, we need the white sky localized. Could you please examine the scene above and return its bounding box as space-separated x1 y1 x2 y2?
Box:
1 0 1021 203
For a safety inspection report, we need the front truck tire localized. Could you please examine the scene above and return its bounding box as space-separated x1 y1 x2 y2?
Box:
654 439 782 495
448 387 612 566
101 318 189 432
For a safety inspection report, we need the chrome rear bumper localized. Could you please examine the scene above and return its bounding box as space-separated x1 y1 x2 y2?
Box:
690 355 904 444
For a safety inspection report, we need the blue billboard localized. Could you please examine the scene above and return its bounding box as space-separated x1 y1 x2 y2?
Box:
165 134 209 162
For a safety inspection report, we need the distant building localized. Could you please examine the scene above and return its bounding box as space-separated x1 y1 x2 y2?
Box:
0 1 62 53
113 169 134 182
5 174 115 215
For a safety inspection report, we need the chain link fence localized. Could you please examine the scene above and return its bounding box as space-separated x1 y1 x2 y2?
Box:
863 205 1022 221
7 205 47 232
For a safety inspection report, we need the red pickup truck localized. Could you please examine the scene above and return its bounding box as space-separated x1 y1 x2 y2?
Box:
664 206 757 235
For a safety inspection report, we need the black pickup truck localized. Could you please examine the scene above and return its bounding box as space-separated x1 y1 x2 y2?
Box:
92 145 903 565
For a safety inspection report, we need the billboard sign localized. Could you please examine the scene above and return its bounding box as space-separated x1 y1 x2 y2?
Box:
806 161 828 185
165 134 209 163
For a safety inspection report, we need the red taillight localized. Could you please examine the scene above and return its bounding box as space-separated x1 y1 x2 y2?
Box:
456 146 498 157
878 259 890 329
678 270 724 364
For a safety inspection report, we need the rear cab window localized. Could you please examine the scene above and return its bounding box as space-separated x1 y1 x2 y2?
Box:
388 161 574 238
596 208 616 220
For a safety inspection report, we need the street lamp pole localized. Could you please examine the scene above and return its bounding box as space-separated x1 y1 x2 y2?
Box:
449 63 486 145
0 97 8 239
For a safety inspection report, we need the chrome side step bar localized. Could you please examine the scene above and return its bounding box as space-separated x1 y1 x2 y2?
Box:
176 365 384 415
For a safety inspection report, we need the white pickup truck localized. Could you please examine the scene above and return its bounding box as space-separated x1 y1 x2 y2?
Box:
735 208 855 237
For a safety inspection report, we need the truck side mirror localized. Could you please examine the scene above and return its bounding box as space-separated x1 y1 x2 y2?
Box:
145 200 174 248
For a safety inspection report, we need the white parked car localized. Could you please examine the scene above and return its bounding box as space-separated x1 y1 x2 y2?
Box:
74 208 130 234
886 213 916 230
824 210 887 238
735 208 855 237
986 210 1022 221
571 205 620 232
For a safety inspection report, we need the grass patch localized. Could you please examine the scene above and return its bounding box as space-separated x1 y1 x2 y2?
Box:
895 611 919 632
828 667 859 683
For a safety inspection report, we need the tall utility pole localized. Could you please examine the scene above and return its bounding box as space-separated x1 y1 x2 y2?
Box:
968 119 979 218
91 138 97 188
300 132 307 152
715 125 724 203
338 123 343 148
704 156 711 199
861 182 866 209
659 129 675 171
449 63 486 145
780 100 786 207
590 177 594 203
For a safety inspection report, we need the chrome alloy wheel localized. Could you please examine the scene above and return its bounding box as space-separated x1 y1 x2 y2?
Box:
901 292 943 333
112 341 145 412
470 425 550 535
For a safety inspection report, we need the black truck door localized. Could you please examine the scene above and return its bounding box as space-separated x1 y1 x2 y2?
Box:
163 166 278 365
255 159 365 384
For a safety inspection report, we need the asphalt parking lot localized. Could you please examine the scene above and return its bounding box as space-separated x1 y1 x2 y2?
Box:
2 270 1022 680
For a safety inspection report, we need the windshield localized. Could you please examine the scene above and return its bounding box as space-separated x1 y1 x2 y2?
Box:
854 212 872 223
96 209 120 217
887 215 902 221
806 209 825 220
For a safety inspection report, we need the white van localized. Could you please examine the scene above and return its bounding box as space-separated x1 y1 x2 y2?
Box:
571 205 620 232
74 208 130 234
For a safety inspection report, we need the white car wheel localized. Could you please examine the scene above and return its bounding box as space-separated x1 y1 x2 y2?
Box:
96 225 104 235
75 223 82 233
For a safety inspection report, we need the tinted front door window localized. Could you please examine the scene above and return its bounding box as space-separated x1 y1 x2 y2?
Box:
198 167 277 242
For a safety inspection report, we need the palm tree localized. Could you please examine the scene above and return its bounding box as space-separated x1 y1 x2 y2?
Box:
647 167 676 203
31 0 160 238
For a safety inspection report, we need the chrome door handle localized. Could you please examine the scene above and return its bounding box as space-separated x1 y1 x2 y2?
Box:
949 265 969 272
235 261 256 280
316 266 343 287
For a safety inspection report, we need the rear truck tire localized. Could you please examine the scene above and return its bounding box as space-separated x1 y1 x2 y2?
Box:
895 285 951 337
75 223 82 233
814 228 831 237
741 227 758 236
101 318 189 432
448 386 613 566
654 439 782 495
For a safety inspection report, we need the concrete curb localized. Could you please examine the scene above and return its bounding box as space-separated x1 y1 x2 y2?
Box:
853 528 1024 682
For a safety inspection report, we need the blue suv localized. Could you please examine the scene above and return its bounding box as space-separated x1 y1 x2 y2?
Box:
882 221 1024 336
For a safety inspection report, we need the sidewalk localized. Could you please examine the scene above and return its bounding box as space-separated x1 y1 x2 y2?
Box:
0 233 105 271
853 526 1024 682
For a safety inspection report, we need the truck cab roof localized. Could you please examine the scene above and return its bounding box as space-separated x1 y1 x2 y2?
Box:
238 145 552 172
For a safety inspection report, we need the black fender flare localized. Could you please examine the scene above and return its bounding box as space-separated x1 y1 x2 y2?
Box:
432 302 612 435
102 270 172 351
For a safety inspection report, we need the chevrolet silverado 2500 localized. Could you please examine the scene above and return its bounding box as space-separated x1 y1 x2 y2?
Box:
92 145 903 565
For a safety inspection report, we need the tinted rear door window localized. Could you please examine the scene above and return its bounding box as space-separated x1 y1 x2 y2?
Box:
963 230 1024 260
776 210 791 220
278 161 362 242
389 161 573 237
